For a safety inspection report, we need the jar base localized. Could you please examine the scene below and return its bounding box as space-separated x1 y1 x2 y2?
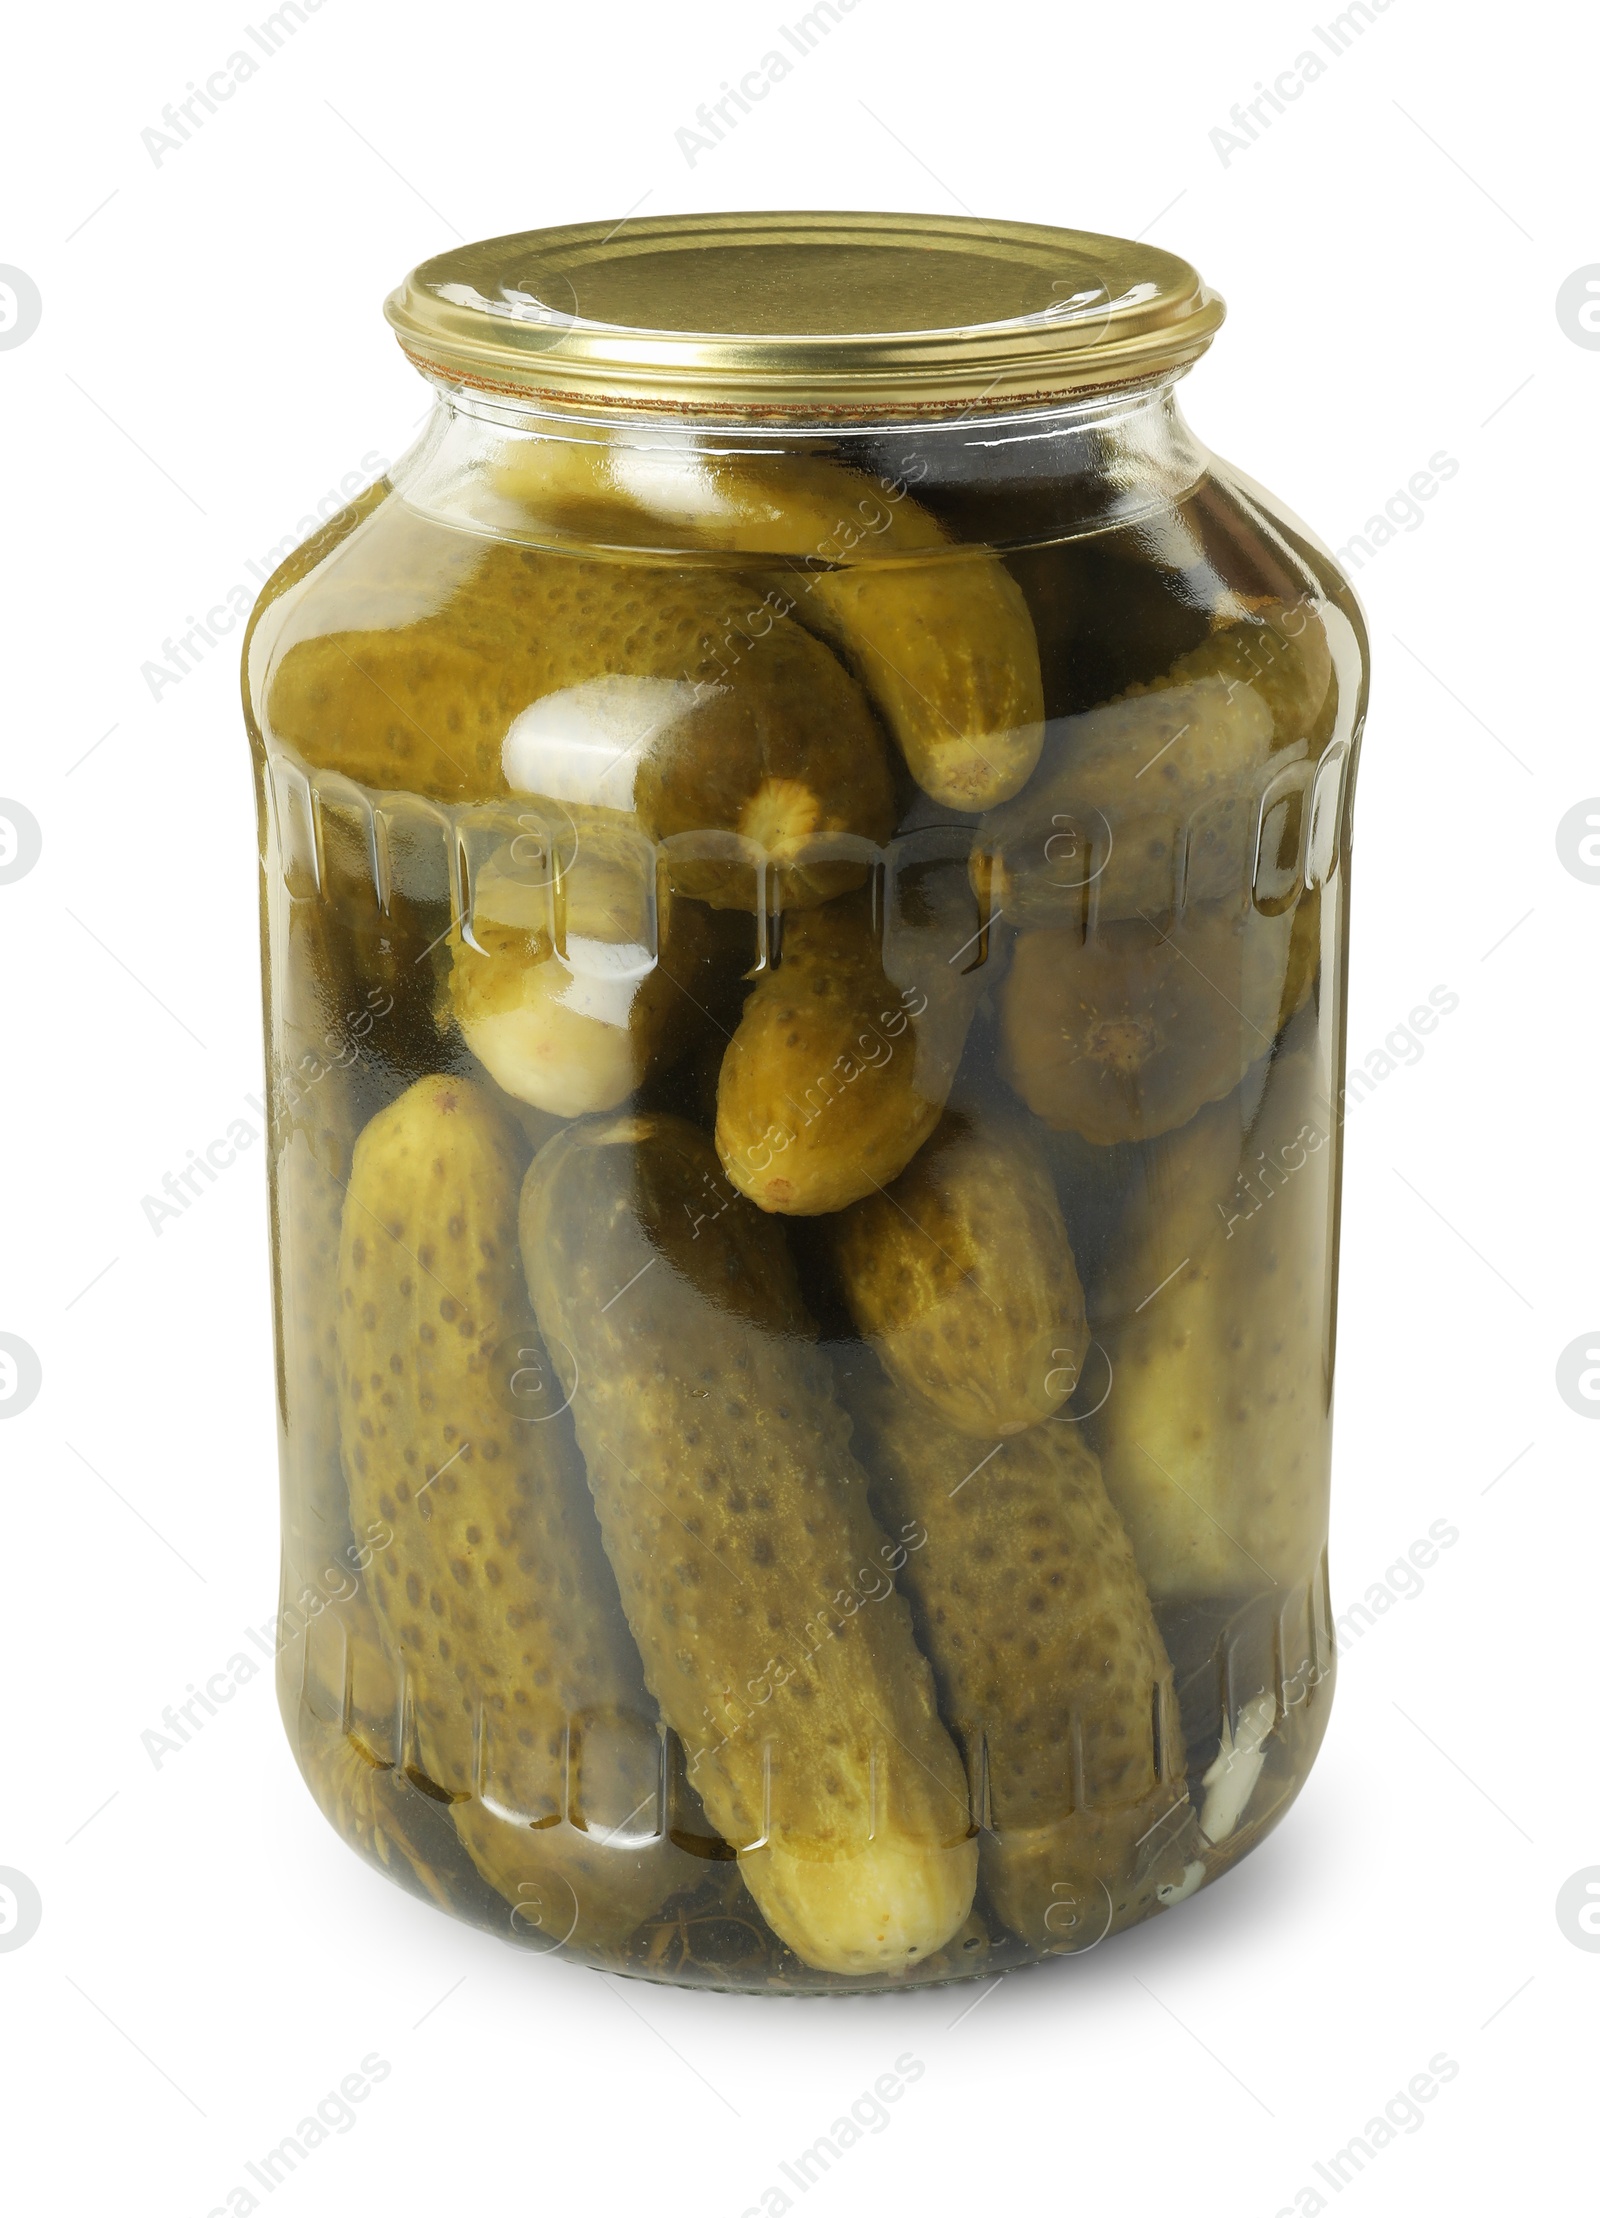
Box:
283 1634 1333 1997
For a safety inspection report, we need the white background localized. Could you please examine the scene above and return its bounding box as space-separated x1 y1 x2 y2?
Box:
1 2 1593 2212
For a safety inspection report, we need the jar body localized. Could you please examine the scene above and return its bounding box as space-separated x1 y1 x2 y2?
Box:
245 382 1365 1991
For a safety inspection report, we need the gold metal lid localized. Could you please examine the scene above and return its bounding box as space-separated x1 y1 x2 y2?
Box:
383 211 1224 421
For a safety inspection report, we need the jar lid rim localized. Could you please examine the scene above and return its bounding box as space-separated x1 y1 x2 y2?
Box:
383 211 1225 419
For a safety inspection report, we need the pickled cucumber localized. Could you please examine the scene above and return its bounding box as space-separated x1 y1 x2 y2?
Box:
975 669 1273 928
264 696 463 1130
311 809 463 1107
972 600 1334 928
497 438 1045 808
1160 595 1335 746
716 893 981 1214
830 1106 1088 1437
790 547 1044 812
265 533 894 910
1091 1042 1335 1601
1001 893 1318 1145
293 1587 499 1918
1092 1086 1257 1331
273 1102 352 1557
337 1075 692 1947
842 1362 1198 1952
518 1113 978 1976
445 817 711 1118
269 888 368 1595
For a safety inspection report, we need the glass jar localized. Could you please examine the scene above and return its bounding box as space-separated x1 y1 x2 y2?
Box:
243 213 1366 1992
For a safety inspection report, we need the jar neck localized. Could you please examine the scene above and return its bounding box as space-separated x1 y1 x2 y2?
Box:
391 372 1211 554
